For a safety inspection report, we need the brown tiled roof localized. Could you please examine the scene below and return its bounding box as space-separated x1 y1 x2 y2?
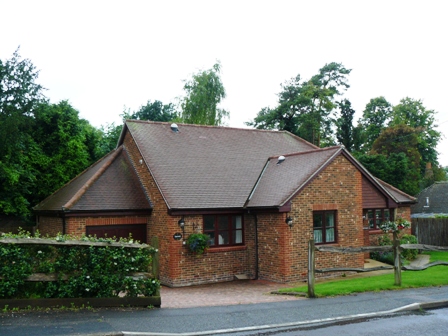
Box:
377 179 417 205
33 147 151 212
124 121 317 210
246 147 342 207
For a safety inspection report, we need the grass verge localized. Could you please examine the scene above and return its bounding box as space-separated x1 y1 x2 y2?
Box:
279 251 448 297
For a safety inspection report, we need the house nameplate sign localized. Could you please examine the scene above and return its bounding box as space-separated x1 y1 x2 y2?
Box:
173 232 183 240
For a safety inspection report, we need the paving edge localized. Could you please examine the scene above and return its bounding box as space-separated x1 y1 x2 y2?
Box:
119 300 448 336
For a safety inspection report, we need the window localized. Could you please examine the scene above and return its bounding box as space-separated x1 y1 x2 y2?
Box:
203 215 244 247
365 209 392 230
313 211 336 244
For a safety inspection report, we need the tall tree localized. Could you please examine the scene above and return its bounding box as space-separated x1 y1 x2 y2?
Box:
335 99 355 151
390 97 441 171
181 62 228 126
30 101 93 205
130 100 177 122
0 48 45 217
370 124 421 195
357 152 417 195
356 97 393 153
97 122 123 157
246 62 351 146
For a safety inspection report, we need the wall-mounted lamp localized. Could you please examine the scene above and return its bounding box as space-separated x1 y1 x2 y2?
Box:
285 216 293 228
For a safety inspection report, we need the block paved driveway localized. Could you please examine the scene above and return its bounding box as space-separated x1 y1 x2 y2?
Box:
160 279 305 308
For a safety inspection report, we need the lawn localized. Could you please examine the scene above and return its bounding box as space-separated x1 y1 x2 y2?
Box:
279 251 448 297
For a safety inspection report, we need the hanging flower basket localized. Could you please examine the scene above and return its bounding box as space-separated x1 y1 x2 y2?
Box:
186 233 210 255
379 217 411 234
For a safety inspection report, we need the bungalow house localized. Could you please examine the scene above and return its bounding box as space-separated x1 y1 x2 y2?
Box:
34 121 415 287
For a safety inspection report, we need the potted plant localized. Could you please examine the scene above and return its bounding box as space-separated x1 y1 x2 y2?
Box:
186 233 210 255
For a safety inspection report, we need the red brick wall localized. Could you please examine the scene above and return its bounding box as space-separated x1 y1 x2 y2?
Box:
161 214 256 287
37 216 63 236
257 154 365 283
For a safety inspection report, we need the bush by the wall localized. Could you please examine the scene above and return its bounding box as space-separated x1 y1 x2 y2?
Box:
370 233 418 265
400 234 418 260
0 230 159 299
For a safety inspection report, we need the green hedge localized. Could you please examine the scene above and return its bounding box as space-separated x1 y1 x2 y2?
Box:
0 230 159 299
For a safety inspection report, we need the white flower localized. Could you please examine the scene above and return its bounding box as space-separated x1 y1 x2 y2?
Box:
114 262 117 265
37 250 42 254
86 276 90 279
85 288 90 292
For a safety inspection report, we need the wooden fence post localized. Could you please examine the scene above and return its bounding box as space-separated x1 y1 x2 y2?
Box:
308 239 316 298
151 236 160 279
151 236 160 297
393 232 402 286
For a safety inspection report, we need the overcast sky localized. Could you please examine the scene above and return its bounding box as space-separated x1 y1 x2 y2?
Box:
2 0 447 166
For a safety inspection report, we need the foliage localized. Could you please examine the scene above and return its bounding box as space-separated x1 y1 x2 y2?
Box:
370 124 421 195
181 62 228 126
97 121 123 157
335 99 355 151
128 100 177 122
186 233 210 255
391 97 441 170
0 49 103 218
370 234 394 265
400 234 418 261
246 62 351 146
0 48 46 218
354 97 444 195
356 152 418 195
370 225 416 265
0 230 159 299
29 101 95 205
356 97 393 153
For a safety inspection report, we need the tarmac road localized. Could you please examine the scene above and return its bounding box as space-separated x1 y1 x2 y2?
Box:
1 286 448 336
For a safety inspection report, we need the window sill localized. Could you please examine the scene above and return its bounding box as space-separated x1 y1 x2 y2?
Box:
207 245 246 253
369 229 383 235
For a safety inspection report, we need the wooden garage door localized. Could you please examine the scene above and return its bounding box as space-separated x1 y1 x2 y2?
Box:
86 224 147 243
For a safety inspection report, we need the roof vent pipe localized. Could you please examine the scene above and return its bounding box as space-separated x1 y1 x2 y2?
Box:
277 155 285 165
170 123 179 133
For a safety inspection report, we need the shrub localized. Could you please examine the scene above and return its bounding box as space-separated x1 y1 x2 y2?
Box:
400 234 418 260
370 233 418 265
0 230 159 299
